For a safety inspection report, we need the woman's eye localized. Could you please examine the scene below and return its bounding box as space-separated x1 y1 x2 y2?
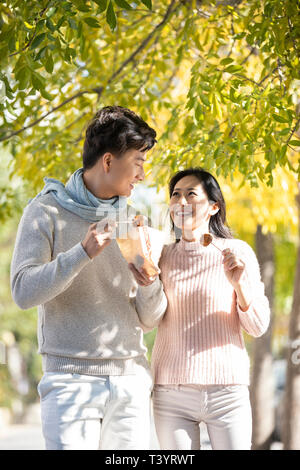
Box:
188 192 196 196
172 192 179 196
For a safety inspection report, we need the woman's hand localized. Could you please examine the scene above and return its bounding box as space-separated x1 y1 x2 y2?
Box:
222 248 246 287
128 263 157 287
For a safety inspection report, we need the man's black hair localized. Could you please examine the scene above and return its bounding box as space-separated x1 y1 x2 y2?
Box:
82 106 157 170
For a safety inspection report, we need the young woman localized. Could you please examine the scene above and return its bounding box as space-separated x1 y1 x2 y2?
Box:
150 168 270 450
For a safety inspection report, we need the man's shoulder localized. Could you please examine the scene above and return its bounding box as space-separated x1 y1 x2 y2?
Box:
24 193 63 221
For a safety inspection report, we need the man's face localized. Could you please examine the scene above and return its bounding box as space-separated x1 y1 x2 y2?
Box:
107 148 147 197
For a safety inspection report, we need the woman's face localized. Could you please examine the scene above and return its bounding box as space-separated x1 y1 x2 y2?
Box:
170 175 218 232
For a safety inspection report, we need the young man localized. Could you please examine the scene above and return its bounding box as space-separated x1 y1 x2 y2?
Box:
10 106 167 450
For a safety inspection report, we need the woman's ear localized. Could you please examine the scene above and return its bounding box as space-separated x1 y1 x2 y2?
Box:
210 203 219 216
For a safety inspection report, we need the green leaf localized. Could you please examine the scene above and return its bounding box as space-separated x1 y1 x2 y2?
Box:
46 18 55 32
75 3 91 12
68 18 78 30
140 0 152 9
31 72 45 90
272 114 289 124
200 94 210 107
46 7 56 18
278 128 290 136
223 64 243 74
290 140 300 147
199 81 210 92
35 46 47 61
45 54 54 73
220 57 234 66
40 88 54 101
30 33 46 50
56 16 66 29
106 1 117 31
15 67 31 90
114 0 133 9
83 17 101 28
195 103 203 122
93 0 107 11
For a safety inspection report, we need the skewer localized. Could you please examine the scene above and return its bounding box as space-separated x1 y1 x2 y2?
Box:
200 233 223 252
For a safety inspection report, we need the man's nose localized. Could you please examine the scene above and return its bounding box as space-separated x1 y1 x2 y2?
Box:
137 166 145 182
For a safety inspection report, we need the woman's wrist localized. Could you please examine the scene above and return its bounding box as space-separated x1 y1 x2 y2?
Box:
234 280 252 312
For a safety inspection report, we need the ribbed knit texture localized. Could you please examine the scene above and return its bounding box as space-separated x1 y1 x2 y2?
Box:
151 238 270 385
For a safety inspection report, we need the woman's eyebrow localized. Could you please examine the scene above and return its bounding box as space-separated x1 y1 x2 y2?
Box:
173 187 197 191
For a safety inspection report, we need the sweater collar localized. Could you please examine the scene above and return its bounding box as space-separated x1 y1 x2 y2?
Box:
176 238 207 255
27 168 127 222
176 236 224 255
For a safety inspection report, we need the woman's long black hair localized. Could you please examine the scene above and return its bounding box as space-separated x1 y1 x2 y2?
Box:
168 167 233 241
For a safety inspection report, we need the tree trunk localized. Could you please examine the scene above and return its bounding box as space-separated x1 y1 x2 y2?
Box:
250 225 275 450
283 184 300 450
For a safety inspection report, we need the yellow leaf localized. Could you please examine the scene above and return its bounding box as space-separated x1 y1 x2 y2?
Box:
24 21 34 29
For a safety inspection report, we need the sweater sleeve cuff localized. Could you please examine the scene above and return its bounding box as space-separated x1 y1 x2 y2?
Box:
66 241 93 269
137 276 161 296
236 300 253 315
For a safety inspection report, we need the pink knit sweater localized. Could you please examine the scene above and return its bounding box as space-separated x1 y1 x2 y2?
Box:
151 237 270 385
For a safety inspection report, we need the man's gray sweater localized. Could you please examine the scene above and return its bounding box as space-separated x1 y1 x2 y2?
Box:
10 193 167 376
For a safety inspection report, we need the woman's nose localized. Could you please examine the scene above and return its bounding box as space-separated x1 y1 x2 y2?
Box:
179 195 188 205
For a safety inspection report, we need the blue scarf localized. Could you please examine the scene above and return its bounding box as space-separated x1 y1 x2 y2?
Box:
28 168 127 222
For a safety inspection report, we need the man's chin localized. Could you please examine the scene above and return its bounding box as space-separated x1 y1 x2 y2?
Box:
126 185 135 196
120 189 132 198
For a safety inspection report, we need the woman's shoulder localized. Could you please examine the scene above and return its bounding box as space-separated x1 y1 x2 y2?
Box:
161 241 178 255
219 238 255 255
158 241 178 263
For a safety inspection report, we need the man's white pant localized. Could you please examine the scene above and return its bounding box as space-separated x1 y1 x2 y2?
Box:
37 370 153 450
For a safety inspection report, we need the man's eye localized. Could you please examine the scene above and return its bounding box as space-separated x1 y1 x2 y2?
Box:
172 192 179 196
188 192 196 196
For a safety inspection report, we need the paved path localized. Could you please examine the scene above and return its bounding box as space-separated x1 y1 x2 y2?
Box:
0 416 212 450
0 406 282 450
0 424 45 450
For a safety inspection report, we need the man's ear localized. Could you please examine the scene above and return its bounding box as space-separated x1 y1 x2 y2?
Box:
102 153 113 173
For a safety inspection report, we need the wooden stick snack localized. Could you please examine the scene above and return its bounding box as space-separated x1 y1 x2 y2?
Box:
200 233 222 252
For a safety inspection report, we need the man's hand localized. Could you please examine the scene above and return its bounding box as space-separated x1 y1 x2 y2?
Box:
81 221 115 260
128 263 157 287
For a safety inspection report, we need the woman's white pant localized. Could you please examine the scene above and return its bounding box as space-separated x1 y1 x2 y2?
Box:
152 384 252 450
38 370 153 450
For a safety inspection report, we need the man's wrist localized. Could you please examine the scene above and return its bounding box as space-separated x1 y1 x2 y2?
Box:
81 241 92 259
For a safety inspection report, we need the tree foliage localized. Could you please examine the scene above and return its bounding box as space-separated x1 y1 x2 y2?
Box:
0 0 299 208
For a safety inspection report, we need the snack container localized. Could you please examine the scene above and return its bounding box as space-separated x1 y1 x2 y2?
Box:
116 218 167 277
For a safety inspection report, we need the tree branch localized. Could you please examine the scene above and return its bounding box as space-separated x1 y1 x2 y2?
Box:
286 116 300 146
0 90 88 141
106 0 178 86
8 0 52 57
1 0 179 142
